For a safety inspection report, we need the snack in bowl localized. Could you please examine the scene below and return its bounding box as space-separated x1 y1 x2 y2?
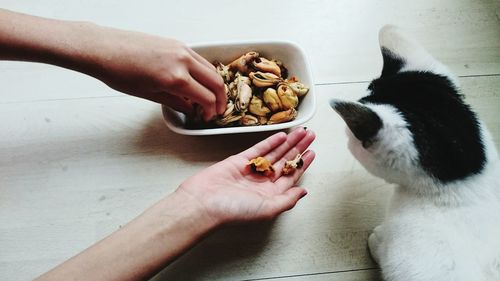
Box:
162 41 316 136
187 51 309 129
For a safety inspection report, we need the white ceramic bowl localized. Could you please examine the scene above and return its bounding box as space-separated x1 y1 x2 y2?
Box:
162 41 316 135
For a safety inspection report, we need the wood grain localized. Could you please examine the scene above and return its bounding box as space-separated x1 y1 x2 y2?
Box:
1 1 499 280
1 0 499 102
1 76 498 280
249 269 382 281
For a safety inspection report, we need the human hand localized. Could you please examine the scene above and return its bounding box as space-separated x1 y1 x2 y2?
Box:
176 127 316 225
87 26 226 120
0 11 226 120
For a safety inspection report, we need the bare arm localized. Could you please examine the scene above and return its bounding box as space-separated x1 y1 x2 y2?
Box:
36 191 217 281
36 128 316 281
0 8 226 120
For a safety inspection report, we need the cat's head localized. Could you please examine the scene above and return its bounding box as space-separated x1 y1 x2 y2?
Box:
331 25 495 189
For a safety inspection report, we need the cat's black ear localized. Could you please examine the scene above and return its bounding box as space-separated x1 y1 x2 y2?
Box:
380 47 405 77
330 100 383 147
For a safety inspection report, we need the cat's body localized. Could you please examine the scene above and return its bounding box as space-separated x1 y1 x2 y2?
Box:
331 25 500 280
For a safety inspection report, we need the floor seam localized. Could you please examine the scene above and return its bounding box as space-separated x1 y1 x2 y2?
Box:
239 267 379 281
315 73 500 86
0 73 499 105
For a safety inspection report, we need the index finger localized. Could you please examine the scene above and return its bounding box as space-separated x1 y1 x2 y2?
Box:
239 131 287 160
188 48 216 71
189 59 227 115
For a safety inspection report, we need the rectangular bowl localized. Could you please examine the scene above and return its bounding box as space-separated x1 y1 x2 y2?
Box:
162 41 316 135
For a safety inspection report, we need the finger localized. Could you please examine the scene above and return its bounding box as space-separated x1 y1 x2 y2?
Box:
272 130 316 178
188 48 216 71
159 94 193 115
189 59 227 115
171 77 217 121
275 150 316 191
239 131 287 160
264 127 307 163
136 92 193 114
264 187 307 218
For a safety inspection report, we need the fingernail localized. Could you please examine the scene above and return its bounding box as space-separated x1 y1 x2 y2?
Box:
299 191 308 199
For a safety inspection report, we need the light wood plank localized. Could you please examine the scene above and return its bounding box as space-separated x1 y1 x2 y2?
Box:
1 76 498 280
1 1 499 280
247 269 381 281
1 0 499 102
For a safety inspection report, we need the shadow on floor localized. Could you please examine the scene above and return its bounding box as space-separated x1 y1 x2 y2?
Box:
151 221 277 281
133 111 282 163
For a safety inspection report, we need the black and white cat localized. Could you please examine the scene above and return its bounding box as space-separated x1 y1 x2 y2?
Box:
331 25 500 281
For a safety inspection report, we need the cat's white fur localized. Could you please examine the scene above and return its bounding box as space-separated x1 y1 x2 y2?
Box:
349 25 500 281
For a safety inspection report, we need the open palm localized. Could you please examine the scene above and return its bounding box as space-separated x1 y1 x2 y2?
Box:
177 128 316 224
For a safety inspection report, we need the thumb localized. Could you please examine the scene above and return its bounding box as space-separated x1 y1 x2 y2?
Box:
267 187 307 217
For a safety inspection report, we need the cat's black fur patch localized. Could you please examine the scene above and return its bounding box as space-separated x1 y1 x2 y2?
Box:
361 71 486 182
380 47 405 77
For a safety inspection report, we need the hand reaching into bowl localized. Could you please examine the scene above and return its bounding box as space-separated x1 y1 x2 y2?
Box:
2 8 317 281
84 31 227 121
0 8 226 121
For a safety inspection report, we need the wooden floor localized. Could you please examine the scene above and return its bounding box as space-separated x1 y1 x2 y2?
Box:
1 1 499 280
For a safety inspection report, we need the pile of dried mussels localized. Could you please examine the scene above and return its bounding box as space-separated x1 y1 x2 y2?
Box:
187 51 309 128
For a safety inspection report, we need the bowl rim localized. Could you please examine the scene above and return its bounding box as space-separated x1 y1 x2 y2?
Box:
162 40 316 135
188 39 307 50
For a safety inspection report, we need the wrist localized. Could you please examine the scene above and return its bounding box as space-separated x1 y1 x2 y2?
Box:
46 20 110 78
155 189 222 238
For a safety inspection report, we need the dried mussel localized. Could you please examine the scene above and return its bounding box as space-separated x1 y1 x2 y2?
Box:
263 88 282 112
215 61 232 83
187 51 309 128
249 71 281 88
282 152 305 175
235 77 252 112
241 114 260 126
248 156 274 176
252 57 282 77
249 96 271 117
268 108 297 125
287 81 309 97
229 51 259 74
277 83 299 110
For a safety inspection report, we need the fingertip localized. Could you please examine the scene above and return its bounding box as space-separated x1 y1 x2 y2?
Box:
283 187 307 210
213 72 227 114
300 150 316 171
299 189 308 199
276 131 287 140
291 126 307 134
286 127 307 140
304 149 316 160
306 129 316 140
217 97 227 115
273 132 288 146
216 105 223 115
202 108 216 121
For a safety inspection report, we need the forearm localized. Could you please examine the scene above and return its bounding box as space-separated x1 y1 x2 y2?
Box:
0 8 109 76
36 190 219 281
